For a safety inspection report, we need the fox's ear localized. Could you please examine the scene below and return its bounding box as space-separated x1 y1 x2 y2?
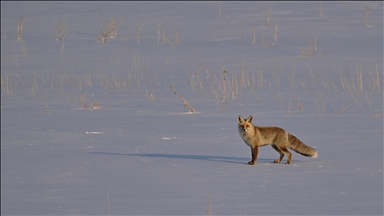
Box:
246 115 253 123
238 115 244 123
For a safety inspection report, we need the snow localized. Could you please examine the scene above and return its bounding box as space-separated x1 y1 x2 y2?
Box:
1 1 383 215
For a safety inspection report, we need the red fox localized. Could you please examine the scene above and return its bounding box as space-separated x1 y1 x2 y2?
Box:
238 115 318 165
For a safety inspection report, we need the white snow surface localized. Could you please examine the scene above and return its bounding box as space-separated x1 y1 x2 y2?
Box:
1 2 383 215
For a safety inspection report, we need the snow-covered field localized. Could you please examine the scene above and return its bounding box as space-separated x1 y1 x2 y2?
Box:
1 2 383 215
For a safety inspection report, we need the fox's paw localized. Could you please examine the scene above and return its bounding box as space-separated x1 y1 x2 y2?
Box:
273 160 281 163
248 161 255 165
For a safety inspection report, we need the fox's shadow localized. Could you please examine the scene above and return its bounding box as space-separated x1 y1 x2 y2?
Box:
88 152 273 165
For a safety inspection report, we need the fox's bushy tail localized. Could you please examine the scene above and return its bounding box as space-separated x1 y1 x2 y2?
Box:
288 134 318 158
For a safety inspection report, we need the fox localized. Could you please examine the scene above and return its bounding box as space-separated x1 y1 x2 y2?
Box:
238 115 318 165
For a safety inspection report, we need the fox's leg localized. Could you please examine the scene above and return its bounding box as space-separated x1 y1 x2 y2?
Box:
271 144 284 163
280 147 292 164
248 147 258 165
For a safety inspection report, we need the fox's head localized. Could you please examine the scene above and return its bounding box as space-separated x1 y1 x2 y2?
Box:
238 115 253 135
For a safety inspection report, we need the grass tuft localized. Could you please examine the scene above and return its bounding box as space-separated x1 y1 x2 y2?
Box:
170 85 196 113
97 18 122 43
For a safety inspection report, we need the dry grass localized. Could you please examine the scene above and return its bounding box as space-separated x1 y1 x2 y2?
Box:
189 69 204 90
374 112 383 118
97 18 122 43
207 195 213 216
77 94 101 113
274 21 279 44
261 33 272 48
363 4 370 27
220 70 229 110
300 38 317 57
3 12 381 118
16 17 24 42
136 21 144 44
157 24 178 49
91 102 101 109
157 23 163 44
90 94 101 113
55 20 67 56
209 69 241 110
368 64 381 90
30 71 39 95
1 74 9 94
16 17 27 55
256 69 264 87
318 2 324 18
3 58 381 118
333 103 352 114
81 100 87 111
0 74 17 95
252 25 256 44
170 85 196 113
338 64 370 99
265 8 271 28
285 92 304 118
56 20 67 41
286 95 292 118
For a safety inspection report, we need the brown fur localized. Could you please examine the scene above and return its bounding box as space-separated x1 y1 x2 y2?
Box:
238 115 318 165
